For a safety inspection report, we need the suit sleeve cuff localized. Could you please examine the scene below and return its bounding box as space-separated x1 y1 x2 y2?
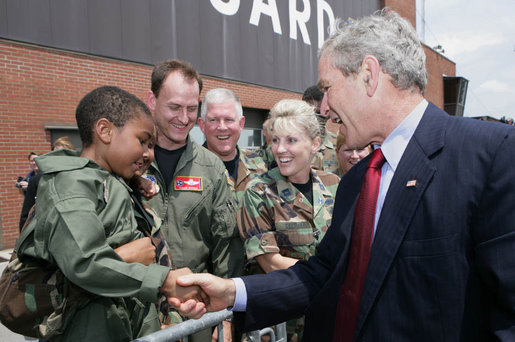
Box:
229 277 247 312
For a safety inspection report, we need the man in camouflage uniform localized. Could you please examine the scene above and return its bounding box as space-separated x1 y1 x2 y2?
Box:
197 88 265 339
303 85 340 175
257 118 277 171
310 131 340 174
198 88 267 204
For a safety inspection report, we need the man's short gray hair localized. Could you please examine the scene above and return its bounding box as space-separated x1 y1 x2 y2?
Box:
320 9 427 93
200 88 243 120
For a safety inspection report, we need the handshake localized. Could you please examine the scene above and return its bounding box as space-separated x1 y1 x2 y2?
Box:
160 270 236 319
116 237 236 319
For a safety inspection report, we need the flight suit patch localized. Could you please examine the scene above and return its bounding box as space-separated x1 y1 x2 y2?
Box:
174 176 203 191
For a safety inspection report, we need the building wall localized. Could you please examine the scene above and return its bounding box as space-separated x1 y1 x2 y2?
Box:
381 0 456 108
0 40 300 248
423 45 456 108
382 0 417 28
0 0 455 248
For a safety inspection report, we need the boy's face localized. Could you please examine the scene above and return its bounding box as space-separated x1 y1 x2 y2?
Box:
107 112 155 181
134 127 156 177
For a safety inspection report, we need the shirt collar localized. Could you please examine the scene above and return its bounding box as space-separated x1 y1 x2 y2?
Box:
376 99 428 172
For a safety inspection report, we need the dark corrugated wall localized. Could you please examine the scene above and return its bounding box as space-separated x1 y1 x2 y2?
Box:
0 0 381 93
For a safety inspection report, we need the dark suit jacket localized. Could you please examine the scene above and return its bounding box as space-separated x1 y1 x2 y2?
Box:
234 103 515 341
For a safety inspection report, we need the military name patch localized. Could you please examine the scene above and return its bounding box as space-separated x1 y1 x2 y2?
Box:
174 176 202 191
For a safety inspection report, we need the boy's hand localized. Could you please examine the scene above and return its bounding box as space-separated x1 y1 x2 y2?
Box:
168 273 235 318
115 237 155 265
160 268 209 310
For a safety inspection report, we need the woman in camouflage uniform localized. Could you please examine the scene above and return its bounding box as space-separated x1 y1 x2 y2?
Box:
238 99 340 341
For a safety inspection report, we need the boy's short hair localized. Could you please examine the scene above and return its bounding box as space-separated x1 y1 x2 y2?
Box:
76 86 152 147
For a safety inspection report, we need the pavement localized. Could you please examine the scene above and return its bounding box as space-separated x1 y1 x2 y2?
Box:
0 249 31 342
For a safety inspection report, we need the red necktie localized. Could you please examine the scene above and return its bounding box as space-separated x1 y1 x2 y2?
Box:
333 148 386 342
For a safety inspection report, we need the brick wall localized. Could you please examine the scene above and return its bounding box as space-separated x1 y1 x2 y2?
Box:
382 0 417 28
424 45 456 108
380 0 457 107
0 40 300 248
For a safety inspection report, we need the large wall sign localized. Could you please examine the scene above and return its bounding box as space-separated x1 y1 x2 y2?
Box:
0 0 380 93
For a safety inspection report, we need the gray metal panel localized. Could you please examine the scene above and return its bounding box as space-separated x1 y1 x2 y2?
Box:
148 0 176 62
0 1 8 33
121 0 152 62
0 0 382 93
175 1 201 68
3 0 52 42
49 0 89 50
87 0 122 57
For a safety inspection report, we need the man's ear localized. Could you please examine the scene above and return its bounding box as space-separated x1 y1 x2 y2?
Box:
147 90 157 111
361 55 380 97
198 117 206 134
239 116 246 130
96 118 114 144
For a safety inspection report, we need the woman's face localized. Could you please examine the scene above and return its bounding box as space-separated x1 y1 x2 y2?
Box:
271 125 320 184
337 145 372 174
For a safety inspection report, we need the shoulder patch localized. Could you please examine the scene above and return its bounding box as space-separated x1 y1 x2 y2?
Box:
143 175 161 194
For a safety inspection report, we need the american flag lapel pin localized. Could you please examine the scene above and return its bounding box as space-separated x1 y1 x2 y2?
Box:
406 180 417 187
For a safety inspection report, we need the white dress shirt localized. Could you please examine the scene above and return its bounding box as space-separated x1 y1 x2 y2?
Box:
373 99 428 235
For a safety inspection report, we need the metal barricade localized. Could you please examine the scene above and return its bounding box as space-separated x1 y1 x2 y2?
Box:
247 322 287 342
133 309 232 342
132 309 287 342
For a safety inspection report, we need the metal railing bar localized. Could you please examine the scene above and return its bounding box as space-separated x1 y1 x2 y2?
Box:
133 309 233 342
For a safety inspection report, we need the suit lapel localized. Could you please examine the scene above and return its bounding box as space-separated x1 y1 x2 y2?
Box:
354 103 448 338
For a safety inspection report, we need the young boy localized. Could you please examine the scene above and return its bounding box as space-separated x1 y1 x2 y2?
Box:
16 86 201 341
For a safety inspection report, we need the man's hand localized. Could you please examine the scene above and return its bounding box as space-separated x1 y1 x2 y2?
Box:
18 180 29 190
168 273 236 319
160 268 207 308
115 237 155 265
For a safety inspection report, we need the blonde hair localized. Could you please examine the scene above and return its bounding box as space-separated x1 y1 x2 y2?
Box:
269 99 321 140
53 136 75 150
